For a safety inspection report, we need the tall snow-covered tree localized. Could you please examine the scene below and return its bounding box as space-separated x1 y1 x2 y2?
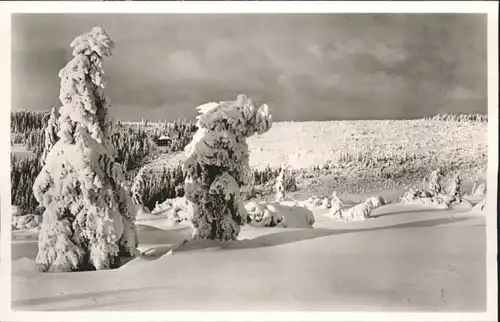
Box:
32 27 138 273
40 107 60 167
428 168 444 193
275 168 285 202
131 166 149 205
184 94 273 241
448 173 463 202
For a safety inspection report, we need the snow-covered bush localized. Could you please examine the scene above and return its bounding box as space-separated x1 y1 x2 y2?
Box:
184 94 273 240
32 27 138 272
40 107 60 167
301 195 325 210
245 201 314 228
399 187 454 209
473 183 486 196
329 192 343 218
333 198 376 222
152 196 194 223
447 173 463 202
399 187 435 203
320 197 330 209
329 194 384 222
367 196 386 208
244 201 283 227
471 176 486 197
427 168 445 193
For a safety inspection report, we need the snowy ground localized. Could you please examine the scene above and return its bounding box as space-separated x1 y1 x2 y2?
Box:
142 120 487 173
246 120 487 170
11 189 487 312
9 120 489 311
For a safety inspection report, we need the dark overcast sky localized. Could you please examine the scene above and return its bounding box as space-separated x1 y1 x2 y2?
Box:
11 13 487 121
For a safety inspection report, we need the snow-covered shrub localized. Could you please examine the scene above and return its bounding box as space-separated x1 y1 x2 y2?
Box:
473 183 486 196
244 201 283 227
471 177 486 197
40 107 60 167
282 168 297 192
399 187 435 203
427 168 445 193
335 198 375 222
184 94 273 240
447 173 463 202
367 196 386 208
400 187 453 209
32 27 138 272
320 196 330 209
330 195 384 222
245 201 314 228
152 196 194 223
329 192 343 218
301 195 325 210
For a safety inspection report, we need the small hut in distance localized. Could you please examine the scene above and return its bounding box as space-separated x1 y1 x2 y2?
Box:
156 135 172 147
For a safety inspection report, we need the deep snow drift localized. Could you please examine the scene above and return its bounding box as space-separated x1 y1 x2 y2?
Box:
11 187 488 312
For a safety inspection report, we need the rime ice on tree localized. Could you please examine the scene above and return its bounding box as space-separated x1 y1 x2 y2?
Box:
428 168 444 193
448 173 463 202
33 27 138 272
40 107 60 167
131 166 150 205
275 168 286 202
184 94 273 241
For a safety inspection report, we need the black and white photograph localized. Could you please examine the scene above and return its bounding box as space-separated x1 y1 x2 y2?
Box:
0 2 498 321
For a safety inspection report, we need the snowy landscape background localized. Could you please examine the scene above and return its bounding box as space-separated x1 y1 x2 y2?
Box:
3 9 497 317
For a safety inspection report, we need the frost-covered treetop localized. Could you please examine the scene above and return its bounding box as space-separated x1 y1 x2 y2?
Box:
195 94 273 137
184 94 273 186
57 26 115 146
70 26 115 58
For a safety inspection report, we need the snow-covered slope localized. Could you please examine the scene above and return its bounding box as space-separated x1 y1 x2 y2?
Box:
12 199 487 311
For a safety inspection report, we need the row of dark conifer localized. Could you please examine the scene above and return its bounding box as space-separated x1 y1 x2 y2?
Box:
10 110 288 214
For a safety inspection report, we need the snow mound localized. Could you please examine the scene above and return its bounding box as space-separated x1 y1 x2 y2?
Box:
136 224 192 251
451 198 473 211
12 257 39 275
470 198 486 214
245 201 314 228
332 199 373 222
327 195 385 222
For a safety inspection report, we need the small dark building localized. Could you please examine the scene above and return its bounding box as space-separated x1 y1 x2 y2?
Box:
156 135 172 147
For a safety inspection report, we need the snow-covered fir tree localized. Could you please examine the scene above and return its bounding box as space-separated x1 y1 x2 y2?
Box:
131 166 149 205
32 27 138 272
40 107 60 167
428 168 444 193
448 173 463 202
184 94 273 240
275 168 286 202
